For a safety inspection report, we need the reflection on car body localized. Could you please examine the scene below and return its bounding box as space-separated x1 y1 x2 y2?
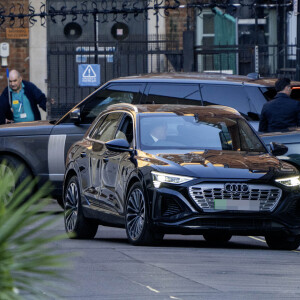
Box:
63 103 300 250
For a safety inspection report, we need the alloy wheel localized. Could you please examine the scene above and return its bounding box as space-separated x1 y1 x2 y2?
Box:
64 181 79 233
126 188 146 241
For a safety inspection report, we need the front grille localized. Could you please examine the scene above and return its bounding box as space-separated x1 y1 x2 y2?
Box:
189 183 282 212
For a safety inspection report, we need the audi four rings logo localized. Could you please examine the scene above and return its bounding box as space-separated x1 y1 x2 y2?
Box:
224 183 249 193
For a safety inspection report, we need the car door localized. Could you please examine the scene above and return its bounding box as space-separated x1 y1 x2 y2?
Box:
100 113 135 215
85 112 123 212
78 114 110 202
48 82 144 186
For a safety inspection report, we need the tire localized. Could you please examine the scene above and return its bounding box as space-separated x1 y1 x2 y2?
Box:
55 195 64 209
0 155 32 198
265 234 300 250
64 176 98 239
203 232 232 244
125 182 158 246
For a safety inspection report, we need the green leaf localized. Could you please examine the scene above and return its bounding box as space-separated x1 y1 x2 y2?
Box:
0 165 74 299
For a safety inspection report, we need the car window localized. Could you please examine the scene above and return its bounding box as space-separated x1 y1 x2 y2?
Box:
61 84 143 124
258 86 300 102
89 112 122 142
143 83 202 105
244 86 270 120
260 86 277 101
139 114 266 152
115 113 134 146
201 85 258 120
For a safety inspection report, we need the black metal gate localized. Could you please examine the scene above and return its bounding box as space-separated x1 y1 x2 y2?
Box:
47 34 182 118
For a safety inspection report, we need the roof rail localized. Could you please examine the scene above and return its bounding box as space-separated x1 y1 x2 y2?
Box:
247 72 260 80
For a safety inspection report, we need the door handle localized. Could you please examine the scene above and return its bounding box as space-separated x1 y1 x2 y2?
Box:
103 157 109 163
80 152 86 158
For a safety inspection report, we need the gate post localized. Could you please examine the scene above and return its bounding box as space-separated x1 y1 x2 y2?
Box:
183 30 195 72
296 0 300 80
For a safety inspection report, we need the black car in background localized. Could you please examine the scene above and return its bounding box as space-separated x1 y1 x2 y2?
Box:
63 103 300 250
0 73 300 205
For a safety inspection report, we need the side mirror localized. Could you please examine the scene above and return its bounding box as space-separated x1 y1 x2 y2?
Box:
105 139 131 153
70 108 81 123
269 142 288 156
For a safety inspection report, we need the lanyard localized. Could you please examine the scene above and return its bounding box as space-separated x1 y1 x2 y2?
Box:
12 90 24 113
18 93 24 113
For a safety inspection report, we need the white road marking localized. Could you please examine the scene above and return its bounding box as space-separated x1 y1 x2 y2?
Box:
132 279 182 298
249 236 300 252
146 285 160 293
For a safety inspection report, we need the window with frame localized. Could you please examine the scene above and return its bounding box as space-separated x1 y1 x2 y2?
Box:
201 84 257 120
61 84 143 124
144 83 201 105
196 8 237 74
89 112 122 142
115 114 134 146
196 10 215 72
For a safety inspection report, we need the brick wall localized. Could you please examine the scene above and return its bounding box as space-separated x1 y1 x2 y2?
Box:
165 1 196 49
0 0 29 92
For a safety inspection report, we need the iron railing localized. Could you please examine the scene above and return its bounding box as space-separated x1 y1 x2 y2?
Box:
0 1 293 28
194 44 298 79
47 34 182 117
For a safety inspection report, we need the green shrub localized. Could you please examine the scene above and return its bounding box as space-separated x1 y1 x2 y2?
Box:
0 166 69 299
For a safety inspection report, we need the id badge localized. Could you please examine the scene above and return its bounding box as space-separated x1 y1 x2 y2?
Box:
20 113 27 119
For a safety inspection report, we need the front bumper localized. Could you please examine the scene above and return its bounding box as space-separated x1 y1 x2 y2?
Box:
149 186 300 236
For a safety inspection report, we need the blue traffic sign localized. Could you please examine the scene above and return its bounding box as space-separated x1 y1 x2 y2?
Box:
78 64 100 87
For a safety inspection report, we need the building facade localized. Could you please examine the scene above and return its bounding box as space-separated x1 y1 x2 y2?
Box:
0 0 298 119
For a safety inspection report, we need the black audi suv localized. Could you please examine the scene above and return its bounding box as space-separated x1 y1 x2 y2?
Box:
63 103 300 250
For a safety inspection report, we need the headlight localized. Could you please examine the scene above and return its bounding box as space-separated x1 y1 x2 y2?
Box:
275 176 300 187
151 171 195 188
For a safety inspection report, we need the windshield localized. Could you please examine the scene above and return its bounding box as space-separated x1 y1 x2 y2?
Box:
139 114 266 152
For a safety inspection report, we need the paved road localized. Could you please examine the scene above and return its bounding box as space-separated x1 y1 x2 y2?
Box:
35 201 300 300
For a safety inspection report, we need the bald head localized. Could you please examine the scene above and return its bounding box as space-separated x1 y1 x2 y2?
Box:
9 70 22 92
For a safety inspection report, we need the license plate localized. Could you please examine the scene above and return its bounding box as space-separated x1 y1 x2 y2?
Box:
214 199 260 211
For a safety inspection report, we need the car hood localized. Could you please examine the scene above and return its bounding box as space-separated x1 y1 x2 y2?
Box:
138 149 298 179
0 120 54 136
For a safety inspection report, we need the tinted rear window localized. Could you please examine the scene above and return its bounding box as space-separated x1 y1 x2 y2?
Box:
143 83 202 105
260 86 277 101
201 84 261 120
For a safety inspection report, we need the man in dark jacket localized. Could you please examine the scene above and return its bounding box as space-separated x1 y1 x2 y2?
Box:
0 69 47 124
259 77 300 132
